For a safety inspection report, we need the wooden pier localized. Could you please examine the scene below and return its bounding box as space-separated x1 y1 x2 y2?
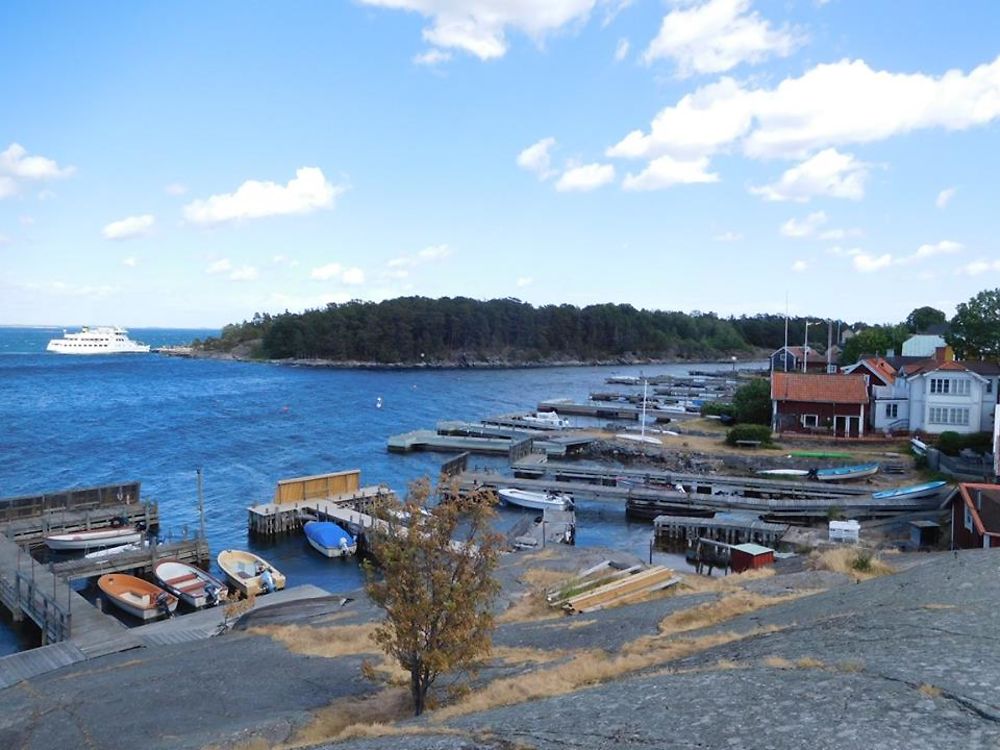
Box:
2 502 159 548
653 514 788 550
507 508 576 550
248 485 393 536
387 429 571 456
50 538 209 581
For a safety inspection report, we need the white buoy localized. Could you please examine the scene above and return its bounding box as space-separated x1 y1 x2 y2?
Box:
376 396 383 409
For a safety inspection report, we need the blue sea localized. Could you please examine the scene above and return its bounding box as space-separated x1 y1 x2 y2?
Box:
0 326 743 655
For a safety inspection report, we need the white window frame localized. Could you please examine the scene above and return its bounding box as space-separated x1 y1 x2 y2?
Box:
930 378 950 395
801 414 819 428
955 379 971 397
965 505 974 532
884 403 898 419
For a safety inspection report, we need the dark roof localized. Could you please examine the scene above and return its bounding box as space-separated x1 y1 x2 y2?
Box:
964 360 1000 376
771 372 869 404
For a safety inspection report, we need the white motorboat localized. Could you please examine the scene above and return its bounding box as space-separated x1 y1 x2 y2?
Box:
44 526 143 551
497 488 573 511
303 521 358 558
46 326 150 354
519 412 571 429
217 549 286 597
84 540 149 559
153 560 229 608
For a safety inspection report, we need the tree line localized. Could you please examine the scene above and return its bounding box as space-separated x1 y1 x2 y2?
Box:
198 290 1000 365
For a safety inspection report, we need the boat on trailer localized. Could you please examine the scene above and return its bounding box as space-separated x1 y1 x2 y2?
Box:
871 480 948 501
44 525 143 551
217 549 286 597
304 521 358 558
497 488 573 511
98 573 177 620
812 463 880 482
153 560 229 608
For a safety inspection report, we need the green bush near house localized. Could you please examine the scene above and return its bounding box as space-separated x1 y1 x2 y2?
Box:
725 424 773 446
700 401 734 417
732 379 772 425
935 431 993 457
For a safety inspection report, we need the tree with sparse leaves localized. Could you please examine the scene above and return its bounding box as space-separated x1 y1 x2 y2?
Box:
948 288 1000 360
364 480 503 716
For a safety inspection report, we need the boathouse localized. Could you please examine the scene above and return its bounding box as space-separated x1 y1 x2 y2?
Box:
950 483 1000 549
771 372 869 437
729 543 775 573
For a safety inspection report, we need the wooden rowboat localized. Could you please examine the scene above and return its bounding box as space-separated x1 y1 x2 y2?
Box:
153 560 229 608
217 549 286 597
98 573 177 621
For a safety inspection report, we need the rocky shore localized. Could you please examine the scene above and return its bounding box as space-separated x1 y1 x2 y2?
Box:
2 547 997 749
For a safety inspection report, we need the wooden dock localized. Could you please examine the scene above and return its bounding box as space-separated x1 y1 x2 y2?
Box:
387 429 569 456
2 502 159 547
653 514 788 550
248 485 393 536
459 471 947 523
507 508 576 550
50 538 209 581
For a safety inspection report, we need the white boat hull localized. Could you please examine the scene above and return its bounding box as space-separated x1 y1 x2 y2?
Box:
498 488 573 511
154 561 228 608
306 536 358 558
45 528 142 551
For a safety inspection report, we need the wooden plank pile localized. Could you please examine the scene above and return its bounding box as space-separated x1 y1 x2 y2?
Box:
546 560 679 615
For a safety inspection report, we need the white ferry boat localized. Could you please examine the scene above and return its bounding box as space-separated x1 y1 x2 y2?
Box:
46 326 150 354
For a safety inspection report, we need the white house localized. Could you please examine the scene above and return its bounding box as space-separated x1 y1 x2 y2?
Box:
869 357 1000 435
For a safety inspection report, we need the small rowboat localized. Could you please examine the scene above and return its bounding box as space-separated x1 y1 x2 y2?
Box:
45 526 143 551
813 463 880 482
98 573 177 621
872 480 948 501
153 560 229 608
756 469 810 477
304 521 357 558
497 488 573 511
217 549 286 597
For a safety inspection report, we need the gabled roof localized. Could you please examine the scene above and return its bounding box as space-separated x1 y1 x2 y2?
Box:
772 345 817 359
905 359 987 380
955 484 1000 537
964 360 1000 376
843 356 896 385
771 372 869 404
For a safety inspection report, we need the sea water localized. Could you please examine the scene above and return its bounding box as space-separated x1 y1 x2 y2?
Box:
0 326 745 654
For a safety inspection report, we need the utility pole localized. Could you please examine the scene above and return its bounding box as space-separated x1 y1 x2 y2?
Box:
197 468 206 541
827 320 834 374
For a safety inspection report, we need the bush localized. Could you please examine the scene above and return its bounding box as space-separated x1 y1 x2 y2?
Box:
725 424 773 446
732 379 771 425
700 401 734 417
936 431 963 456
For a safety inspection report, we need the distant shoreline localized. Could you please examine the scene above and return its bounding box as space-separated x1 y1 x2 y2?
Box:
158 346 768 372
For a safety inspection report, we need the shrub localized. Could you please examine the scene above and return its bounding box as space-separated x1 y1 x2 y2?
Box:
732 379 771 425
700 401 734 417
725 424 773 446
936 431 963 456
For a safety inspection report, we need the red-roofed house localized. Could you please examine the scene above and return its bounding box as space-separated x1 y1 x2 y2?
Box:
771 372 869 437
950 483 1000 549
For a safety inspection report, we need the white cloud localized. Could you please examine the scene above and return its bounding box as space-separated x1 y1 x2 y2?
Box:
751 149 868 202
713 230 742 242
957 259 1000 276
556 162 615 191
122 257 137 268
614 37 630 62
101 214 155 241
791 260 808 272
206 259 232 274
935 187 956 208
37 189 56 201
622 155 717 190
818 227 861 241
164 182 188 196
183 167 345 225
913 239 962 259
358 0 598 60
517 137 557 180
310 263 366 285
780 211 827 238
385 244 453 277
0 143 74 181
606 54 1000 184
642 0 800 76
414 48 452 66
417 244 452 261
0 177 16 199
852 252 893 273
229 266 259 282
516 276 534 287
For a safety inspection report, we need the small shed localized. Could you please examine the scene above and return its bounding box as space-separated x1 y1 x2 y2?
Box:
730 543 775 573
829 519 861 543
909 520 941 549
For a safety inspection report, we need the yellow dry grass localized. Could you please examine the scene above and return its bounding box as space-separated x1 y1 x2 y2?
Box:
808 546 894 581
434 625 784 722
763 656 826 670
656 590 809 637
918 683 942 699
675 567 776 595
491 646 570 666
247 623 379 659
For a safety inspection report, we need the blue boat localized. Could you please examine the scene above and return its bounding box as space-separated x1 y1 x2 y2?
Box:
304 521 357 558
871 480 948 501
812 463 880 482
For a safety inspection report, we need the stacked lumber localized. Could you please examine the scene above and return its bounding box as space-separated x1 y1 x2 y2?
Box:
546 561 679 615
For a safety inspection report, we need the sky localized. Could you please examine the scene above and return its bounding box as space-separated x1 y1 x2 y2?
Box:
1 0 999 328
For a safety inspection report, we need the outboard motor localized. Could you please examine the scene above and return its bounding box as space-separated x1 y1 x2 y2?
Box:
156 592 173 618
204 583 220 607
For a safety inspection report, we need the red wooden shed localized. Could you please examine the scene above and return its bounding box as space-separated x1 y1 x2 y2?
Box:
730 543 775 573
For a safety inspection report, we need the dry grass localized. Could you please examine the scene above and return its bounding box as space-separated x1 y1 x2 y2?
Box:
809 546 894 581
918 683 942 699
920 603 956 611
657 590 807 636
291 687 414 746
434 625 784 721
247 623 379 659
491 646 570 666
763 656 826 670
496 590 562 624
837 660 865 673
676 567 775 595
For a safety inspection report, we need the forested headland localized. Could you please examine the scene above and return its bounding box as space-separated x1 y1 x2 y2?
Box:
195 296 857 366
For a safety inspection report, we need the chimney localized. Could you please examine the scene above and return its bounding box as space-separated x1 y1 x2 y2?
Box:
886 348 895 358
934 346 953 363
